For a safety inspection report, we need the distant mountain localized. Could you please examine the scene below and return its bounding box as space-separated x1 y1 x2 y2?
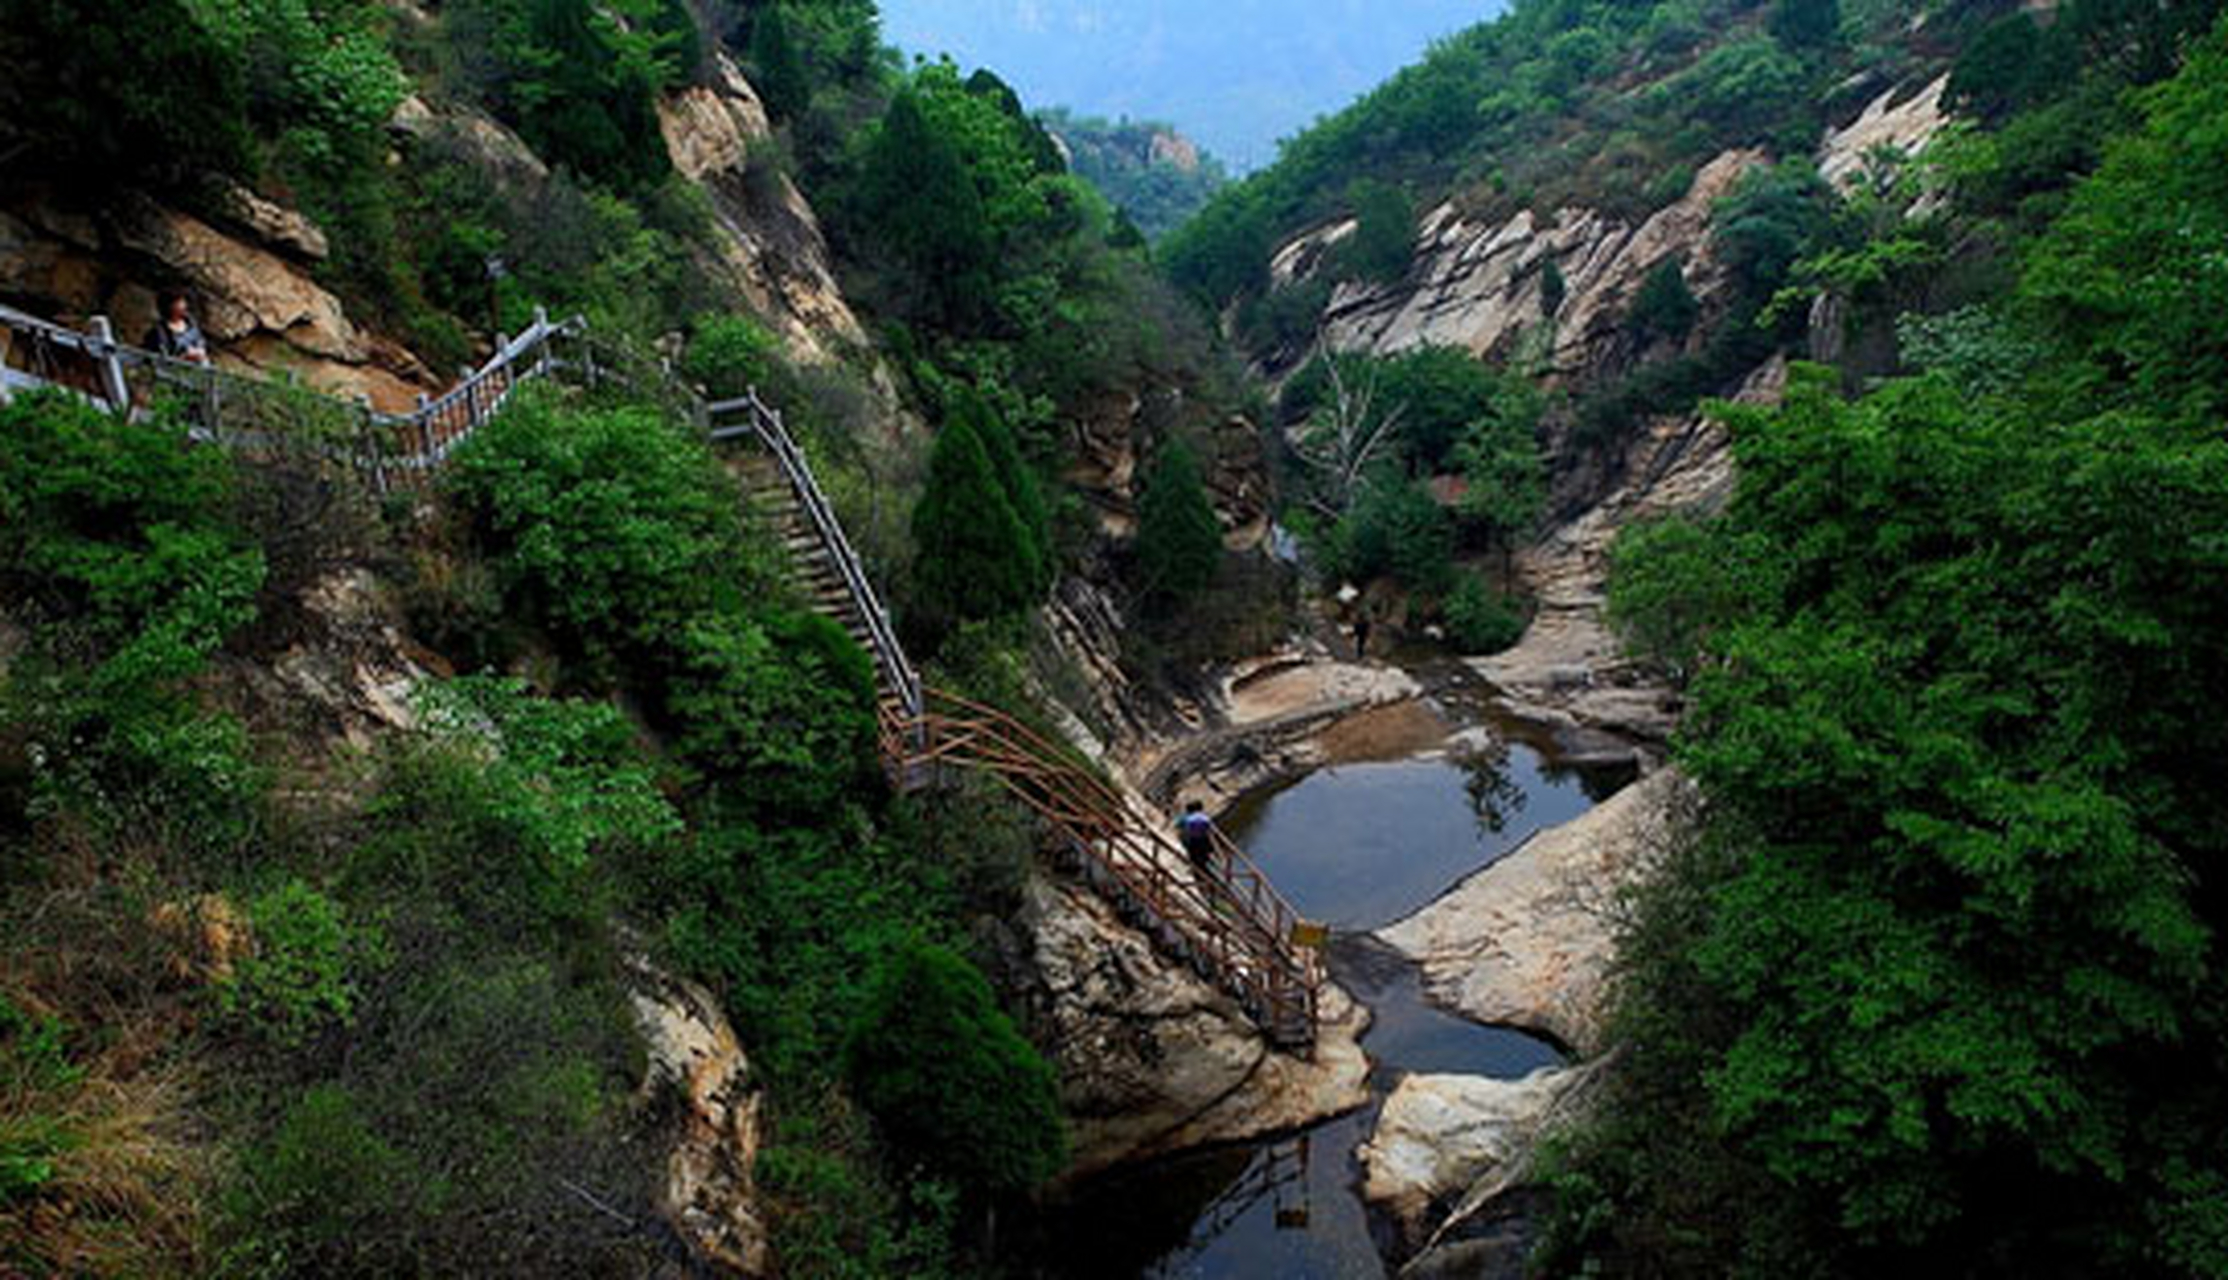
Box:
1037 109 1227 241
877 0 1504 171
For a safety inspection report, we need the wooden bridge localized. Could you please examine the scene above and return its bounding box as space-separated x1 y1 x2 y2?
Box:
0 303 1324 1048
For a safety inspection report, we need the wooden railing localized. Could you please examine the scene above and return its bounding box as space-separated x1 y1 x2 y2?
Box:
896 688 1321 1046
1 302 1319 1046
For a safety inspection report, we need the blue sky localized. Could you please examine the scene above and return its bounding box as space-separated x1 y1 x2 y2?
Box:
877 0 1505 171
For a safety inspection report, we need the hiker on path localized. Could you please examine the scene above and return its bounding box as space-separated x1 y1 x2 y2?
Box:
1179 800 1218 877
144 292 210 364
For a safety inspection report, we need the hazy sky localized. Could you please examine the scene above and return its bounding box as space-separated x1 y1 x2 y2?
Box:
878 0 1506 171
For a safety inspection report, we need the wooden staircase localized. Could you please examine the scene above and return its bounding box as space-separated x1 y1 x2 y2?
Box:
1 304 1324 1049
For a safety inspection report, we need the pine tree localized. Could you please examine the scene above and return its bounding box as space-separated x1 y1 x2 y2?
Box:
956 391 1052 592
909 415 1041 637
748 3 809 122
858 88 998 326
1134 438 1224 610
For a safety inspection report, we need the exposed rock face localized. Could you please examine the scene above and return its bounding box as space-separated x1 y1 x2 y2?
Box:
1374 1055 1620 1269
1139 652 1428 808
1818 74 1953 193
256 568 432 752
116 199 364 362
626 956 772 1279
1064 388 1274 551
1021 872 1371 1178
1277 149 1771 381
1148 130 1203 174
0 190 437 411
1359 1066 1588 1232
656 52 873 366
1474 358 1780 742
1378 768 1698 1054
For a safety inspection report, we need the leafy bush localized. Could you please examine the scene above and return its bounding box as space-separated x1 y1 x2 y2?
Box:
450 0 685 191
1443 576 1527 655
1605 514 1780 684
444 387 771 680
358 678 681 939
218 881 380 1046
0 393 265 856
843 942 1067 1197
0 0 253 190
682 313 785 401
1628 257 1700 342
666 611 881 825
1326 476 1455 597
1334 179 1417 284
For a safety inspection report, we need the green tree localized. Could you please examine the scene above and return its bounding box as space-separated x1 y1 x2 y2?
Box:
856 87 999 327
956 391 1052 592
1768 0 1841 52
909 415 1042 637
843 942 1067 1197
1628 258 1700 342
748 3 811 122
1336 179 1418 284
494 0 677 191
0 0 252 191
1133 438 1224 610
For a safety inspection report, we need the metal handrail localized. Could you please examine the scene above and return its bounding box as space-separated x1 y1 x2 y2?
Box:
706 389 924 721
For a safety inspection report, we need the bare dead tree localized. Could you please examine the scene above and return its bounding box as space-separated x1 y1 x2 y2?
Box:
1289 346 1404 519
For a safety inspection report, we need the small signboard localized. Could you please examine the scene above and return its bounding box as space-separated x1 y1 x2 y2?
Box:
1290 920 1330 950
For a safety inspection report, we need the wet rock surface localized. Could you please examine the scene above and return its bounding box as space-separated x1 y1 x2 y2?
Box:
1024 872 1372 1179
1378 768 1697 1054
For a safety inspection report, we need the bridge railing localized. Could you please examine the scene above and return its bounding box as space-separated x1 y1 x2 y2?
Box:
901 687 1321 1045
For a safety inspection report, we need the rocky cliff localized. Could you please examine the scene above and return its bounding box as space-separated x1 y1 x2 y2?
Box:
0 53 871 412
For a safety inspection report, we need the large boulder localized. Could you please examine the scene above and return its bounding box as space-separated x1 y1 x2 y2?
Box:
1021 871 1371 1178
115 197 364 362
626 956 772 1278
1359 1066 1583 1233
1378 768 1698 1054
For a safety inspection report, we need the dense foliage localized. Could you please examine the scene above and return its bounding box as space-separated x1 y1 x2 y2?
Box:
1555 18 2228 1275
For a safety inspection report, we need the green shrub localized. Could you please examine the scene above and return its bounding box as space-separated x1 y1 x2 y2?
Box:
444 387 769 679
1628 257 1700 342
0 393 265 856
218 881 379 1046
0 0 254 191
843 942 1067 1197
748 3 812 121
1134 438 1225 610
682 313 785 400
1443 576 1527 655
357 678 680 940
1605 515 1782 685
666 611 882 825
1328 476 1456 596
1334 179 1417 284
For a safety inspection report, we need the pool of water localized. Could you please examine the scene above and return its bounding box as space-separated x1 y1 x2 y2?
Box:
1027 718 1629 1279
1222 741 1620 933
